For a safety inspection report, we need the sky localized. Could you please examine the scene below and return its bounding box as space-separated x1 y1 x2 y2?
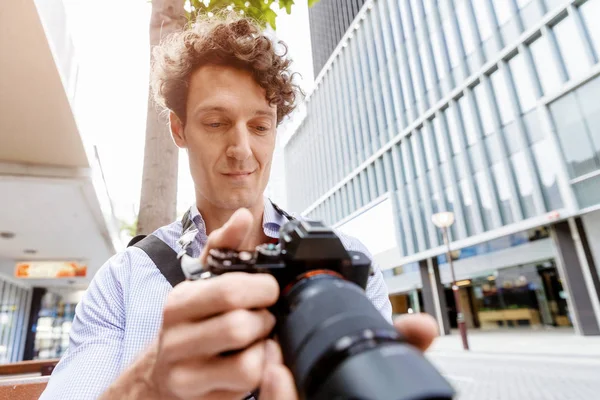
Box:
61 0 315 225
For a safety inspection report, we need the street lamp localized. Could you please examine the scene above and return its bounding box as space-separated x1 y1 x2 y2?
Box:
432 211 470 351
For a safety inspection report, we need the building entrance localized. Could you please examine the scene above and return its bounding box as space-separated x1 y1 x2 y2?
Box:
444 261 572 330
389 290 423 318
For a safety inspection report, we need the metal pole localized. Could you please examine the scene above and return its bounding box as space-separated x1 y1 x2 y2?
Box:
443 226 469 351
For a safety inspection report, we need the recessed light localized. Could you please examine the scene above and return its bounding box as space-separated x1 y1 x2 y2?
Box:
0 232 15 240
23 249 37 255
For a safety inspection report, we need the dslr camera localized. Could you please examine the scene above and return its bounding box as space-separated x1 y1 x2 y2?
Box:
182 219 455 400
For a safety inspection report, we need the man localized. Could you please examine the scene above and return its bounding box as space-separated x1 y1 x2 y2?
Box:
41 16 438 400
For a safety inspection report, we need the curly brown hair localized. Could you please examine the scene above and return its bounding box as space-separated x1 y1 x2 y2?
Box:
151 14 300 125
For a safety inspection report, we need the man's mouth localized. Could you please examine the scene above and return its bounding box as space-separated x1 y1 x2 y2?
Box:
223 171 254 176
222 170 255 178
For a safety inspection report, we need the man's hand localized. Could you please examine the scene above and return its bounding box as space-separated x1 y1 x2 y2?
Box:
145 208 280 400
259 313 440 400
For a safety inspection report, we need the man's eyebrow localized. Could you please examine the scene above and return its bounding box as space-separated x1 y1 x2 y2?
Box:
194 105 228 115
193 106 275 118
254 109 276 118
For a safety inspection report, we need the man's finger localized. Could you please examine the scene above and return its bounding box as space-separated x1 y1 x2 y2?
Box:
168 340 267 395
260 364 298 400
161 309 276 361
200 208 254 264
393 313 439 352
163 272 279 325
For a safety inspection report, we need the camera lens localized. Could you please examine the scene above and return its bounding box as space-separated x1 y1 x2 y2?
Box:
277 274 454 400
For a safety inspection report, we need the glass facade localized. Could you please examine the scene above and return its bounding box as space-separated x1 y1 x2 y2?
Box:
285 0 600 266
0 278 31 363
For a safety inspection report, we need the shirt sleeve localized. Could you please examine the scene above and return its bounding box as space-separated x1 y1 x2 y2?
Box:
40 250 131 400
336 232 393 324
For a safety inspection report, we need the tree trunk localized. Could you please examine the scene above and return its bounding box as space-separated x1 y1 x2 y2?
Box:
137 0 186 235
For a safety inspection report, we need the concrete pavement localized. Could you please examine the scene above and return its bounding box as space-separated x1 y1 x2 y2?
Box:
428 327 600 357
425 328 600 399
428 351 600 400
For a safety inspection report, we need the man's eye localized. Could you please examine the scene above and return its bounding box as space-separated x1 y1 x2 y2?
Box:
205 122 223 128
255 126 268 132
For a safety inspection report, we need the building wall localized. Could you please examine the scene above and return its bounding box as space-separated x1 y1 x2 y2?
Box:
285 0 600 271
308 0 367 77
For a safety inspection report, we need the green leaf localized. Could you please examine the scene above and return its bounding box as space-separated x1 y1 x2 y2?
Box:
279 0 294 14
184 0 316 30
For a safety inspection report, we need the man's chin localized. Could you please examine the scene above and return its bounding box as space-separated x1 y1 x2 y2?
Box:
217 193 262 211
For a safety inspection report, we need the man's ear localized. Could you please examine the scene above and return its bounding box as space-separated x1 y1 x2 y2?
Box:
169 111 186 148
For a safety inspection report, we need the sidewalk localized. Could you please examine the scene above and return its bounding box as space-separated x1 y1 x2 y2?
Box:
427 327 600 358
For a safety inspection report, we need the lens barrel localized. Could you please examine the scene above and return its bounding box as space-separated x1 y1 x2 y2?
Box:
277 275 454 400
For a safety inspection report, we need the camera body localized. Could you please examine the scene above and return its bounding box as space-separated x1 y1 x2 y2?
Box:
204 219 455 400
205 219 372 304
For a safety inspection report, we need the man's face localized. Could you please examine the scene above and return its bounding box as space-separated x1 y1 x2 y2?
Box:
171 65 277 211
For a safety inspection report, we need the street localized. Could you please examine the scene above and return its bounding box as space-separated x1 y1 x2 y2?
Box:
428 352 600 400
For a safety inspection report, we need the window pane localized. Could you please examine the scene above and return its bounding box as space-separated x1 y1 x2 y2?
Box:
519 0 543 30
443 20 461 68
531 139 564 211
419 41 435 91
454 154 467 179
577 75 600 159
553 16 591 80
492 0 512 25
469 142 486 172
508 52 537 113
459 179 477 235
431 27 448 81
573 174 600 209
511 152 537 218
550 92 599 178
444 186 460 239
458 95 478 145
516 0 533 8
474 83 495 135
502 121 522 156
485 132 503 163
490 70 515 125
421 127 436 170
475 171 495 230
523 109 545 144
433 117 449 162
529 35 562 95
445 107 463 154
580 0 600 55
440 161 453 187
491 162 515 224
456 1 476 55
473 0 493 41
376 158 387 195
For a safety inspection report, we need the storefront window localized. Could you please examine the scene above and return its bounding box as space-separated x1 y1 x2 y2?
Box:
468 262 572 329
34 292 78 360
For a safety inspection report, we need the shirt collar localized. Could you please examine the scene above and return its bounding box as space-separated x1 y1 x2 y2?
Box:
187 197 287 240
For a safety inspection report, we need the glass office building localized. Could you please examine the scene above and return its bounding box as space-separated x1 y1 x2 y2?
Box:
284 0 600 335
309 0 367 76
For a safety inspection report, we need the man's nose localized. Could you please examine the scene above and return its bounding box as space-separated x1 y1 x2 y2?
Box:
225 123 252 161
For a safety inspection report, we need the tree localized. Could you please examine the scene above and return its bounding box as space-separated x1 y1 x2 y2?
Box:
137 0 319 235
